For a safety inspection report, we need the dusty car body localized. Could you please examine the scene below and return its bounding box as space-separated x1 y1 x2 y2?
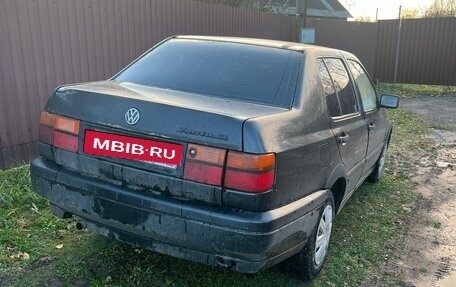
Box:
30 36 398 279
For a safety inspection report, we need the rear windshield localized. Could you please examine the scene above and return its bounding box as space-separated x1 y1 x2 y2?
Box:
114 39 302 108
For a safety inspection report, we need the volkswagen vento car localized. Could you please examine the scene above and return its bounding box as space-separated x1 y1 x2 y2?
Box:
31 36 399 279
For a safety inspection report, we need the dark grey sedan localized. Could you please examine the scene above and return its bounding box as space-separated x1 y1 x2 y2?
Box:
30 36 398 279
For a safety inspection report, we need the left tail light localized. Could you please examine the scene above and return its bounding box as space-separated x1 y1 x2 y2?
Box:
183 144 276 192
39 111 80 152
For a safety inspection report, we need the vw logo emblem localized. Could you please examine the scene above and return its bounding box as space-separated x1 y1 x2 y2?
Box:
125 108 140 125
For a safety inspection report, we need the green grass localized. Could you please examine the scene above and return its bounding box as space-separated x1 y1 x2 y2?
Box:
0 109 426 287
385 109 431 177
0 166 71 268
376 83 456 97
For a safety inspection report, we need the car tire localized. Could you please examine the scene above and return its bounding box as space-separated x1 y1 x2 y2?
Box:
283 192 335 280
367 141 388 183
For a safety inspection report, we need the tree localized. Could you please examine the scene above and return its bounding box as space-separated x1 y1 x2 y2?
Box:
401 8 422 19
354 15 373 22
425 0 456 17
193 0 260 9
192 0 292 14
261 0 291 14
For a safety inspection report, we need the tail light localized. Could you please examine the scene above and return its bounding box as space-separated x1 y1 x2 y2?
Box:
183 144 276 193
39 112 55 144
183 144 226 185
224 151 275 193
39 111 80 152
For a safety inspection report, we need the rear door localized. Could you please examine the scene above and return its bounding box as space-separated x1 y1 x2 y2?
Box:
317 58 368 194
346 59 388 175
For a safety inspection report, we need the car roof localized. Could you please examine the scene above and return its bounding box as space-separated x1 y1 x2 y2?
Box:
173 35 343 54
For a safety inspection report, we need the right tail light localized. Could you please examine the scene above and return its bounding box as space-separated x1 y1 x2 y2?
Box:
224 151 275 193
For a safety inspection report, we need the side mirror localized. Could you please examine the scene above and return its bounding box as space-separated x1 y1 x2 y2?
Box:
380 94 399 109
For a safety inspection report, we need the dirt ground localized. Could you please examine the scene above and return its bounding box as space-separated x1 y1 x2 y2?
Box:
367 95 456 287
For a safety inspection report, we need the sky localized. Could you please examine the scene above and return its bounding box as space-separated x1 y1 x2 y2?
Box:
339 0 435 20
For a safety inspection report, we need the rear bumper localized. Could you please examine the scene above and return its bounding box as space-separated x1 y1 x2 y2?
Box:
30 158 327 273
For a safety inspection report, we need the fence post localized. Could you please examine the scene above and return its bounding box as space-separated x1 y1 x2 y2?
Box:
296 0 307 42
393 5 402 83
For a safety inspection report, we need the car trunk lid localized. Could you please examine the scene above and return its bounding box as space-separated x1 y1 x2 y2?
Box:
48 81 289 151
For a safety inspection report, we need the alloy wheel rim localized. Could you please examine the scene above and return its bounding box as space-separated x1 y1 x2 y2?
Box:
314 204 333 266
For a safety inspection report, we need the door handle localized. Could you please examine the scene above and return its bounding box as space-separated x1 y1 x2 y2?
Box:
337 132 349 146
368 122 375 131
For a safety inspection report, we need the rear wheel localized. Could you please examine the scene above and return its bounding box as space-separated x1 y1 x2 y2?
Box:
284 192 335 280
367 141 388 183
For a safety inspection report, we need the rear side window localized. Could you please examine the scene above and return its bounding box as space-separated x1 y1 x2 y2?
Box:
114 39 302 108
323 58 358 115
317 59 341 117
317 58 359 118
348 60 377 111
